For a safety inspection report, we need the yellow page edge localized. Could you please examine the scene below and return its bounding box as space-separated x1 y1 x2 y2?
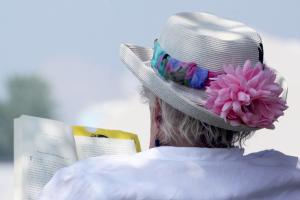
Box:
72 126 141 153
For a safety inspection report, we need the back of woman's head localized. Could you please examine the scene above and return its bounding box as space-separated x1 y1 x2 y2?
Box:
141 86 254 148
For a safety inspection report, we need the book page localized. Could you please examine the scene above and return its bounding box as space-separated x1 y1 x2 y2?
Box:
73 126 141 160
14 115 77 200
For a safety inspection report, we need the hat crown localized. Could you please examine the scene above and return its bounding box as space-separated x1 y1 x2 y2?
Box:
158 12 263 72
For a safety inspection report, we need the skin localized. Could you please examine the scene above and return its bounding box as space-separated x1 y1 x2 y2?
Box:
149 98 163 148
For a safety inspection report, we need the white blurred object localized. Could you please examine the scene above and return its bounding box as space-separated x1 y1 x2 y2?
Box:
0 162 13 200
77 94 150 151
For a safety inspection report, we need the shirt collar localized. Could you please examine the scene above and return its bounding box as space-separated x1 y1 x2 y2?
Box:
137 146 245 161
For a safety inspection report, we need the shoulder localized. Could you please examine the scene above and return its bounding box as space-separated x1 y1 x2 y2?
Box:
241 149 300 178
244 149 299 167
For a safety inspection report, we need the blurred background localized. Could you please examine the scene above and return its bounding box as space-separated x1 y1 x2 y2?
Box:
1 0 300 199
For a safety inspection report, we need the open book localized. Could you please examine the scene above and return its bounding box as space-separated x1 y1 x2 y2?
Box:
14 115 141 200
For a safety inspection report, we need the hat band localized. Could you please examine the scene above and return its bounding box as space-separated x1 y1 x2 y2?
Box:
150 40 219 89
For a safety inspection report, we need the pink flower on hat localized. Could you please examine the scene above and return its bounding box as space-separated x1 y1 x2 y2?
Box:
205 60 287 129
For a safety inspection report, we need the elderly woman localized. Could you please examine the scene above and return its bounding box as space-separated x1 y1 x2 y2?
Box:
40 12 300 200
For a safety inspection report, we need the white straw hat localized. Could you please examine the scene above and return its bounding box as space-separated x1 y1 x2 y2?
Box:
120 12 288 132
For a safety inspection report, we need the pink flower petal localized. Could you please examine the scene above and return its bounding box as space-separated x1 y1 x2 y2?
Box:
237 91 250 103
205 60 287 129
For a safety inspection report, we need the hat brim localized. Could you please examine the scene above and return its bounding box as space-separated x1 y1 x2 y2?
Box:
120 43 287 132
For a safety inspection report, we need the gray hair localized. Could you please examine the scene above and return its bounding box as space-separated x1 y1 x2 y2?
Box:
140 86 254 148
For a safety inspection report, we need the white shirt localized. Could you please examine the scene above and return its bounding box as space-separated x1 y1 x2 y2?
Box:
40 147 300 200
